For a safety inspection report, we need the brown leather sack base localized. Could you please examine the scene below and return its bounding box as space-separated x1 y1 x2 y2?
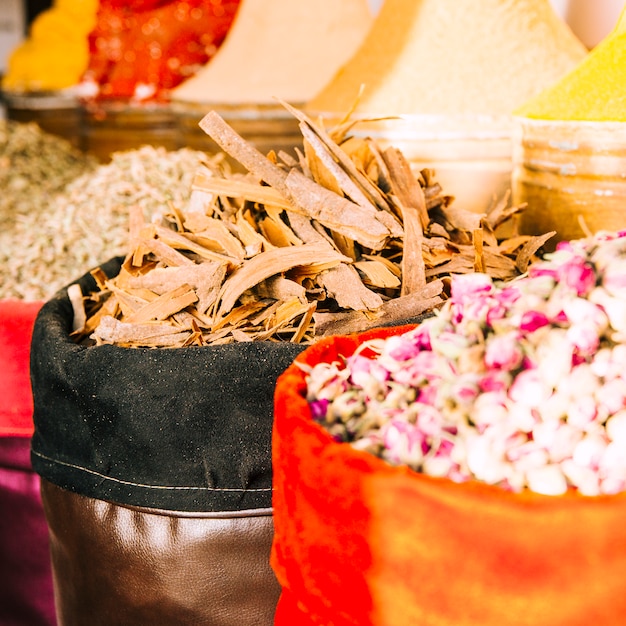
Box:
41 480 280 626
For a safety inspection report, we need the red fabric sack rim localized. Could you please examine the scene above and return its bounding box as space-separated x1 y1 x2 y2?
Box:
277 325 626 508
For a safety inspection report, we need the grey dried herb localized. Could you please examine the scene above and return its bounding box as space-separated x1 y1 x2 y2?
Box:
0 124 222 301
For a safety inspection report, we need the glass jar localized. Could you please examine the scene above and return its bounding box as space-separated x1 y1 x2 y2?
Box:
172 100 303 171
82 100 180 162
3 90 83 150
310 113 514 216
512 118 626 249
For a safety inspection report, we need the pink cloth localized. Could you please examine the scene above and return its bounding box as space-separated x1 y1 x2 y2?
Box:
0 299 56 625
0 437 56 626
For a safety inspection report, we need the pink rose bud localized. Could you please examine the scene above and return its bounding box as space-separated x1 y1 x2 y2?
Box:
525 464 568 496
509 369 551 407
606 411 626 443
484 332 524 370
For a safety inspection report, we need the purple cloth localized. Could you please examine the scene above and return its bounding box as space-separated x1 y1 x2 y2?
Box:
0 436 56 626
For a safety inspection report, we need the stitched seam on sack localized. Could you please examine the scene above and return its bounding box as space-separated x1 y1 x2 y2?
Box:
31 451 272 492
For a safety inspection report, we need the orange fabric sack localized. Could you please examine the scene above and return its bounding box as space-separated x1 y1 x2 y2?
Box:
271 326 626 626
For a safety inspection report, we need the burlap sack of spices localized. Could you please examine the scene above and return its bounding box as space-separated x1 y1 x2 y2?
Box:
29 257 305 626
271 326 626 626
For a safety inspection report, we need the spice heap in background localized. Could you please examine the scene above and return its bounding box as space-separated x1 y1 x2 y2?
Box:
516 6 626 122
78 0 242 160
308 0 586 117
0 119 97 235
79 0 241 103
304 0 587 216
2 0 98 93
513 4 626 246
2 0 240 102
170 0 373 164
1 0 98 147
1 0 242 159
0 119 218 301
171 0 372 107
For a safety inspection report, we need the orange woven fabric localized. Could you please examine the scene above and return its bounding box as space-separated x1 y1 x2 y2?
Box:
271 326 626 626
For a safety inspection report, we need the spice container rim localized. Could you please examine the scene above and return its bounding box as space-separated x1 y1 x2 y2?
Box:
82 97 176 114
1 88 80 110
513 116 626 130
512 116 626 158
306 111 515 141
171 99 307 121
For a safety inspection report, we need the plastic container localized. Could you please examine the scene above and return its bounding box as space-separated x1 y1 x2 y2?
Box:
172 100 303 171
82 100 181 162
3 90 83 149
311 113 514 216
512 118 626 248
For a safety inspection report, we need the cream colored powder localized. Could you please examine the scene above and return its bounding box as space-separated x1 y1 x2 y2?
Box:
307 0 588 116
514 5 626 121
171 0 373 105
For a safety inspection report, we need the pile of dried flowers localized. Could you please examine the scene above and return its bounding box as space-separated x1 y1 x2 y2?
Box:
305 231 626 496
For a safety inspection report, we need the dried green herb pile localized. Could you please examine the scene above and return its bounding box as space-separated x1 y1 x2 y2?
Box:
0 121 219 300
0 121 97 232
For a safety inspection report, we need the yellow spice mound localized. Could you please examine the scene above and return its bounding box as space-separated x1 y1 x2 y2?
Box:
2 0 98 92
307 0 587 117
171 0 373 105
515 6 626 121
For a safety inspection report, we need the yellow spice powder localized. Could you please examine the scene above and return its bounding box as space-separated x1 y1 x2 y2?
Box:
307 0 587 117
515 7 626 121
2 0 98 92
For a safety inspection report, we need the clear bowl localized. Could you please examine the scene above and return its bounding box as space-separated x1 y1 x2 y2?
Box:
307 112 515 216
512 118 626 249
171 100 304 171
82 100 181 162
2 89 84 150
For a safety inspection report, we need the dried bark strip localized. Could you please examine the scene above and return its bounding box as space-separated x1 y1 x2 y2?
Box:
318 263 384 311
514 231 557 273
284 169 391 250
199 110 290 195
93 315 188 345
191 173 292 210
314 280 446 337
141 237 196 267
154 225 240 268
125 284 199 324
301 122 382 217
278 99 393 214
215 244 351 317
382 147 428 295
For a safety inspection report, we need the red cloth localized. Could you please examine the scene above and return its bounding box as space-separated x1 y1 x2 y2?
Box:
0 300 43 437
272 326 626 626
0 300 54 625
